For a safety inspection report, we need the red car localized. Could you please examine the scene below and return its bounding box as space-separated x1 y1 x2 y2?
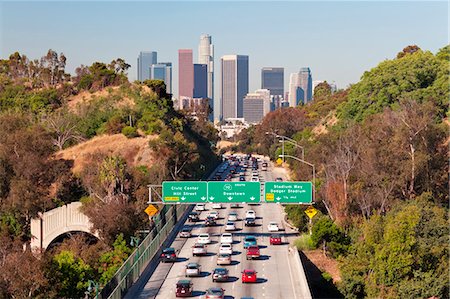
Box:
246 245 260 260
241 269 257 283
270 234 282 245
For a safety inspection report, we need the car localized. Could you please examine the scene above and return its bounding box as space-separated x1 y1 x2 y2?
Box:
161 247 177 263
175 280 193 297
267 222 280 232
275 177 283 182
246 245 260 260
209 211 219 219
179 227 191 238
212 203 222 209
245 210 256 219
230 203 240 208
225 221 236 231
188 212 199 222
252 170 258 176
216 253 232 265
270 234 282 245
244 217 256 226
197 233 211 244
261 162 268 171
243 236 257 249
204 216 216 227
195 203 206 211
192 243 207 256
205 287 225 299
185 262 201 277
212 268 229 282
241 269 257 283
239 176 246 181
228 211 238 221
220 233 233 244
219 243 233 255
251 177 259 182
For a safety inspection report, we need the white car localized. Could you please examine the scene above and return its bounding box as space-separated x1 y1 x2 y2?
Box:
185 262 201 277
245 210 256 219
209 211 219 219
267 222 279 232
220 233 233 244
212 203 222 209
227 212 238 221
192 243 207 256
195 203 206 211
251 177 259 182
219 243 233 255
197 233 211 244
225 221 236 231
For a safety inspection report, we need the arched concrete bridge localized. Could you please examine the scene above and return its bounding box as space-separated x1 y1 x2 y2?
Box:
31 202 99 251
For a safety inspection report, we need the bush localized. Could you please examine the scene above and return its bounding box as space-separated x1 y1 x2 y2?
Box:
312 216 349 257
284 205 309 232
122 126 138 138
294 234 315 251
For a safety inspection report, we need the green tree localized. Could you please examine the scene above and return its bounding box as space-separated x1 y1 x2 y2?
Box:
97 234 132 284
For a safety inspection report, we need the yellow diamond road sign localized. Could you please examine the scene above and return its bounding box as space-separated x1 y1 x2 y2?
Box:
304 206 318 219
144 204 159 216
276 158 283 165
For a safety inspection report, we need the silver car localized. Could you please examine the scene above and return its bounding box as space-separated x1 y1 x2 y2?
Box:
217 253 231 265
192 243 207 256
185 262 201 277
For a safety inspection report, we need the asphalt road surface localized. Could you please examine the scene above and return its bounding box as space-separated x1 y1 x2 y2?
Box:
132 156 302 299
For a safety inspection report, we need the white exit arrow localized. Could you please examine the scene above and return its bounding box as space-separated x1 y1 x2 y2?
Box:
250 196 255 201
201 196 206 201
181 196 186 201
227 196 233 201
209 196 215 201
276 197 281 201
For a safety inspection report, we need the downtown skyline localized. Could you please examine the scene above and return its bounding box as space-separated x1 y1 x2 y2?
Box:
1 1 447 99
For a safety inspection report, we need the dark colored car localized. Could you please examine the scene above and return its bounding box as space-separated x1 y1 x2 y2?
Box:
244 217 256 226
188 212 199 222
205 216 216 226
175 280 193 297
212 268 229 282
270 234 282 245
239 176 246 181
161 247 177 263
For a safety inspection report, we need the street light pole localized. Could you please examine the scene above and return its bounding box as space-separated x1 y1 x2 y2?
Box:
265 131 305 162
279 154 316 203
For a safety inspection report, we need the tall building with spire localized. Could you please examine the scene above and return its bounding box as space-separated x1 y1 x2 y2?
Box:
198 34 214 121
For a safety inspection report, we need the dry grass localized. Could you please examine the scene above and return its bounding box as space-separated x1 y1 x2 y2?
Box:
55 134 158 174
66 86 135 113
303 249 341 282
311 111 338 136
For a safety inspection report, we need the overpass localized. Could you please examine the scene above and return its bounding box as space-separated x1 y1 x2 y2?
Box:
30 201 99 251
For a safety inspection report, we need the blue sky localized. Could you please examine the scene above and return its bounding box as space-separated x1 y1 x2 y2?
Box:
1 1 448 98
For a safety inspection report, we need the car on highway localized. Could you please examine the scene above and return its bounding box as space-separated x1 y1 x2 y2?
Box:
212 268 229 282
251 177 259 182
227 211 238 221
230 203 240 208
175 280 193 297
185 262 201 277
197 233 211 244
212 203 222 209
192 243 207 256
241 269 257 283
205 287 225 299
216 253 232 265
244 217 256 226
225 221 236 231
239 176 246 181
261 162 268 171
243 236 257 248
209 211 219 219
179 227 191 238
220 233 233 244
219 243 233 255
245 210 256 219
275 177 283 182
267 221 280 232
205 216 216 227
188 211 199 222
160 247 177 263
195 203 206 211
270 234 282 245
246 245 260 260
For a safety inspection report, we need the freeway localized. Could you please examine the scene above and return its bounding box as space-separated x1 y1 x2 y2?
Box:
128 155 306 299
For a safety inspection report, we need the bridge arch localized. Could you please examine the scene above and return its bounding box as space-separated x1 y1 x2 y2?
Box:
31 202 99 251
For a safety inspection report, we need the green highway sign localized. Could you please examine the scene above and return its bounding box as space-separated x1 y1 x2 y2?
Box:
207 182 260 203
162 181 208 203
264 182 312 204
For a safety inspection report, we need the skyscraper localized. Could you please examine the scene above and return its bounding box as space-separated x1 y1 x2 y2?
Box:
221 55 249 120
261 67 284 96
198 34 215 120
150 62 172 94
137 51 157 81
194 64 208 99
178 49 194 99
288 73 300 107
299 67 313 103
243 89 271 124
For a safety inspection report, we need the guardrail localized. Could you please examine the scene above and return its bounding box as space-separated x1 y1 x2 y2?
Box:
100 204 188 299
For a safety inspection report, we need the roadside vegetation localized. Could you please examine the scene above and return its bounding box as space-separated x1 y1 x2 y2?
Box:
0 50 219 298
235 45 449 298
